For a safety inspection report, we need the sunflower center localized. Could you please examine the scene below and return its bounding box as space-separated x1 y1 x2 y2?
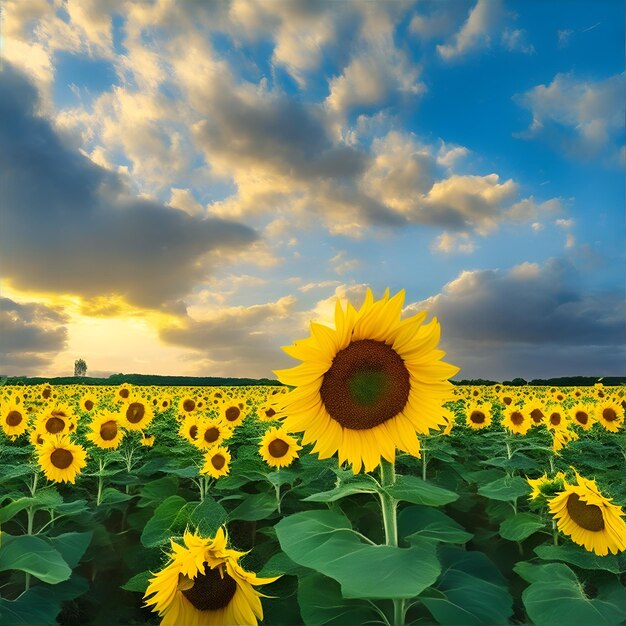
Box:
126 402 145 424
42 388 51 399
470 411 485 424
189 425 198 440
204 427 220 443
566 493 605 531
100 420 118 441
264 408 276 418
182 567 237 612
6 410 23 426
183 399 196 412
51 448 73 469
575 411 588 425
602 408 617 422
84 400 94 411
597 390 605 398
319 339 410 430
119 388 130 398
510 411 524 425
225 407 240 422
268 438 289 458
502 396 512 405
530 408 544 423
550 412 561 425
46 416 65 434
211 454 226 470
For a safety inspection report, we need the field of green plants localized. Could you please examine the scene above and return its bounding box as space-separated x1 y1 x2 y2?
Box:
1 379 625 626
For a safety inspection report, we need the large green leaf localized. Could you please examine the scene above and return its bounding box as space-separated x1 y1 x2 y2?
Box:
399 506 473 544
0 489 63 524
188 496 228 535
499 513 545 541
298 573 380 625
121 570 152 593
478 475 530 501
140 495 189 547
0 534 71 584
420 546 514 626
521 562 626 625
535 543 626 574
137 475 179 507
228 491 277 521
49 531 93 569
385 475 458 506
303 474 381 502
275 510 440 599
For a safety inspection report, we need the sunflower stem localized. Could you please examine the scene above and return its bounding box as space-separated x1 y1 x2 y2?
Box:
96 458 105 506
25 472 38 591
421 443 427 481
552 519 559 546
548 454 555 475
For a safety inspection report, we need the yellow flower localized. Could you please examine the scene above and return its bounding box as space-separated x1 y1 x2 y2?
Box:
37 434 87 484
121 397 155 431
1 398 29 439
87 413 125 449
595 401 623 432
140 434 155 447
526 472 566 500
219 400 246 428
78 392 98 413
569 403 594 431
259 427 302 468
179 414 202 445
274 288 458 473
201 447 231 479
194 418 232 451
502 404 531 435
36 404 76 436
525 401 547 427
465 402 492 430
545 407 568 432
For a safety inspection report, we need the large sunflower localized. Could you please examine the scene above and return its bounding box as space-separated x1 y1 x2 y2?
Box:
502 404 531 435
549 472 626 556
144 528 279 626
121 397 155 431
273 288 459 473
194 418 232 451
569 403 594 431
87 413 125 449
37 404 76 436
201 447 231 479
465 402 492 430
1 398 29 439
259 427 302 468
595 401 623 432
37 434 87 484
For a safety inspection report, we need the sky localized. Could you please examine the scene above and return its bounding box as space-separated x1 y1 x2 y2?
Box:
0 0 624 381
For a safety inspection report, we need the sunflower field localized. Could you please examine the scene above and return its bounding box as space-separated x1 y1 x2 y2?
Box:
1 291 626 626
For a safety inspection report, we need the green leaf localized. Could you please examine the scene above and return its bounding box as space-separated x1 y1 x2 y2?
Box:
228 492 277 521
303 474 381 502
499 513 545 541
535 543 625 574
275 510 440 599
399 506 473 544
0 465 33 485
420 546 513 626
137 475 179 507
188 497 228 535
258 551 310 578
385 475 458 506
49 531 93 569
0 488 63 524
478 475 530 501
297 573 379 626
140 495 189 548
121 570 152 593
0 534 71 584
522 562 626 625
99 487 133 505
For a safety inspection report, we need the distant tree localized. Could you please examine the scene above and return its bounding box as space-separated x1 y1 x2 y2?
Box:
74 359 87 377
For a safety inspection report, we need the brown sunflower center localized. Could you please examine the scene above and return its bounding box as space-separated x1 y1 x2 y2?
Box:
84 400 94 411
100 420 118 441
470 411 485 424
575 411 589 425
502 396 513 405
189 425 198 440
556 394 564 401
550 412 561 425
46 416 66 434
181 567 237 612
183 399 196 412
597 390 605 398
211 454 226 470
602 408 617 422
119 388 130 398
225 407 240 422
42 388 51 399
204 427 220 443
6 410 23 426
264 408 276 418
126 402 145 424
566 493 605 531
268 438 290 458
510 411 524 425
319 339 410 430
530 408 544 423
51 448 73 469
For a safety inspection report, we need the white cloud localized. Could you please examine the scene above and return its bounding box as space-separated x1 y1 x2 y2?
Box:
432 232 475 254
501 28 535 54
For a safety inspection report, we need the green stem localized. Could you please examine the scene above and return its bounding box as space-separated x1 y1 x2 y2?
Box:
421 443 427 481
548 454 555 475
505 439 513 460
96 458 105 506
25 472 38 591
552 519 559 546
379 459 405 626
275 469 281 515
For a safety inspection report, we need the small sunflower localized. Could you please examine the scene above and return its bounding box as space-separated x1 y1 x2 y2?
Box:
259 427 302 468
497 390 516 407
550 389 567 403
179 395 199 416
502 404 531 435
37 434 87 484
79 392 98 413
143 527 279 626
527 472 566 500
201 447 231 479
593 384 608 400
549 471 626 556
1 398 29 439
121 397 155 431
465 402 492 430
273 288 458 473
87 413 125 449
194 418 232 451
595 401 623 432
256 401 280 422
526 401 547 426
180 414 201 445
219 401 246 428
552 426 579 453
140 434 155 447
546 407 568 432
569 403 594 431
37 404 76 436
116 383 134 402
29 428 47 448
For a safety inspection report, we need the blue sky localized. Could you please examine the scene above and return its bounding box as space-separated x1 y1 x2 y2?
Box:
1 0 624 380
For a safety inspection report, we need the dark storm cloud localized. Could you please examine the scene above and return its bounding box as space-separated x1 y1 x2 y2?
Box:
0 297 68 374
0 63 258 309
410 258 625 379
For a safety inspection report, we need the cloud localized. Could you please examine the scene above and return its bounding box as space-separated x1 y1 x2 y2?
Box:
514 72 625 162
501 28 535 54
0 64 257 310
432 232 475 254
0 297 68 375
408 258 625 379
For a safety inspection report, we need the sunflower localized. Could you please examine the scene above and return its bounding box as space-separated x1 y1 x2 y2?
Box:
502 404 531 435
29 428 47 448
256 401 280 422
37 434 87 484
79 392 98 413
87 413 125 449
273 288 458 473
180 414 201 445
497 390 516 407
219 401 246 428
259 427 301 468
548 471 626 556
440 407 456 435
546 407 568 432
595 401 623 432
115 382 134 402
179 395 199 416
552 426 579 453
468 387 482 400
550 389 567 403
121 397 155 431
37 404 76 436
194 418 232 451
527 472 566 500
1 398 29 439
465 402 492 430
526 401 547 426
593 384 608 400
569 403 594 431
144 528 279 626
201 447 231 479
140 434 155 447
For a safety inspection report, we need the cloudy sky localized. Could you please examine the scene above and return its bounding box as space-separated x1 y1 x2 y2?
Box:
1 0 624 380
